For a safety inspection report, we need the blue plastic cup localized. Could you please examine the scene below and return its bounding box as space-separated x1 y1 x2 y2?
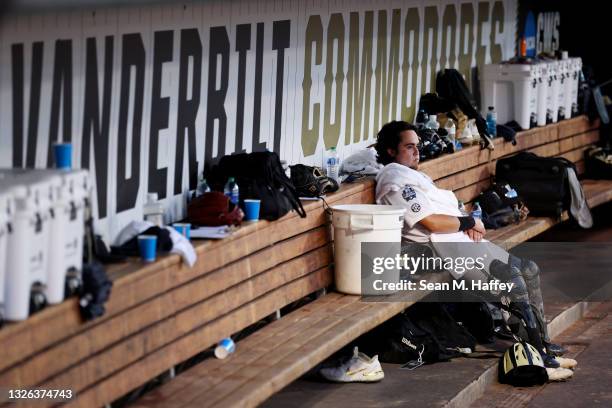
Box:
243 199 261 221
137 235 157 262
173 223 191 239
214 337 236 359
53 143 72 170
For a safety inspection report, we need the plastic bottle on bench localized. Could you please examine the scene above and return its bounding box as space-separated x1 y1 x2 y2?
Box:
195 174 211 197
326 147 341 185
424 114 439 130
486 106 497 137
143 193 164 226
224 177 239 205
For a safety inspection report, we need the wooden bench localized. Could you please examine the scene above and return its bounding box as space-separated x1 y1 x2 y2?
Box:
0 116 610 408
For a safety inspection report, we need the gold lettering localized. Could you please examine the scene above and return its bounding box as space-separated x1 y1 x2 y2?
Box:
401 7 420 122
346 11 374 144
490 1 504 64
324 13 345 149
441 4 457 69
459 3 474 88
373 9 401 136
422 6 439 95
301 15 323 156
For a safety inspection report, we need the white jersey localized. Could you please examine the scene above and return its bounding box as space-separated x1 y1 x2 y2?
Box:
375 163 462 243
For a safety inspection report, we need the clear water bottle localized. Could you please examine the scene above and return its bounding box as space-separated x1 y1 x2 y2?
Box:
224 177 239 205
486 106 497 137
444 119 456 144
471 202 482 219
425 114 439 130
195 175 211 197
143 193 164 226
326 147 340 184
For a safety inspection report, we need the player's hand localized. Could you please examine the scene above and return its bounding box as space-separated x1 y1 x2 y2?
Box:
472 218 486 236
465 228 484 242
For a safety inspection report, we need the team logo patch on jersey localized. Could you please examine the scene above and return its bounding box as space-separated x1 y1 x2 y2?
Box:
411 203 421 213
402 186 417 201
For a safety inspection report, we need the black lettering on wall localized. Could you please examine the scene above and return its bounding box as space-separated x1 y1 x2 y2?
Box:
422 7 439 95
205 26 229 166
11 44 24 167
47 39 73 167
175 28 202 195
272 20 291 155
149 30 173 199
252 23 266 152
116 33 145 213
324 13 345 149
401 8 420 122
82 36 113 219
11 43 43 168
235 24 251 154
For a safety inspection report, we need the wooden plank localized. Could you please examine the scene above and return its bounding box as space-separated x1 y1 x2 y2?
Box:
559 130 600 153
454 179 491 203
0 227 331 387
134 293 356 406
557 116 599 139
39 247 332 395
65 267 334 408
560 145 591 163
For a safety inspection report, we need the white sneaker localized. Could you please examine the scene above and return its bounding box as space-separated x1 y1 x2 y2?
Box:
320 347 384 383
555 357 578 369
546 367 574 381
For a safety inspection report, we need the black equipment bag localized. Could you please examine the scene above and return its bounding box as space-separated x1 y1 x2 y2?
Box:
359 303 476 365
210 151 306 221
495 152 575 217
436 69 493 149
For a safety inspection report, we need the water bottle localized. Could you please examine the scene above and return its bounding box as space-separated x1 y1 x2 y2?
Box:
143 193 164 226
486 106 497 137
195 175 211 197
444 119 456 144
326 147 340 184
224 177 239 205
471 202 482 219
425 114 439 130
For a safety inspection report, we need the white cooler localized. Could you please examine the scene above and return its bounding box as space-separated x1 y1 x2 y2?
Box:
481 63 539 130
0 175 54 321
0 169 90 306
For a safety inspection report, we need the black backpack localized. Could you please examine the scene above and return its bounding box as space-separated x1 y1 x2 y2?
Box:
359 303 476 365
495 152 575 218
436 69 493 149
210 152 306 221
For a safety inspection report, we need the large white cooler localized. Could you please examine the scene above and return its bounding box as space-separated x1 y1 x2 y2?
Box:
331 205 405 295
481 63 539 130
543 60 561 123
0 175 54 321
0 169 90 306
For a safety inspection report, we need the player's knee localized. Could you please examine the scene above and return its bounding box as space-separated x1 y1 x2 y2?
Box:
520 259 541 280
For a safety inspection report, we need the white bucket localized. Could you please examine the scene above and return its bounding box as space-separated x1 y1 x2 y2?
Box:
331 204 405 295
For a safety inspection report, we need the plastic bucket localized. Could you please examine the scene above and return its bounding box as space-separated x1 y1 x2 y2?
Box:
331 204 405 295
